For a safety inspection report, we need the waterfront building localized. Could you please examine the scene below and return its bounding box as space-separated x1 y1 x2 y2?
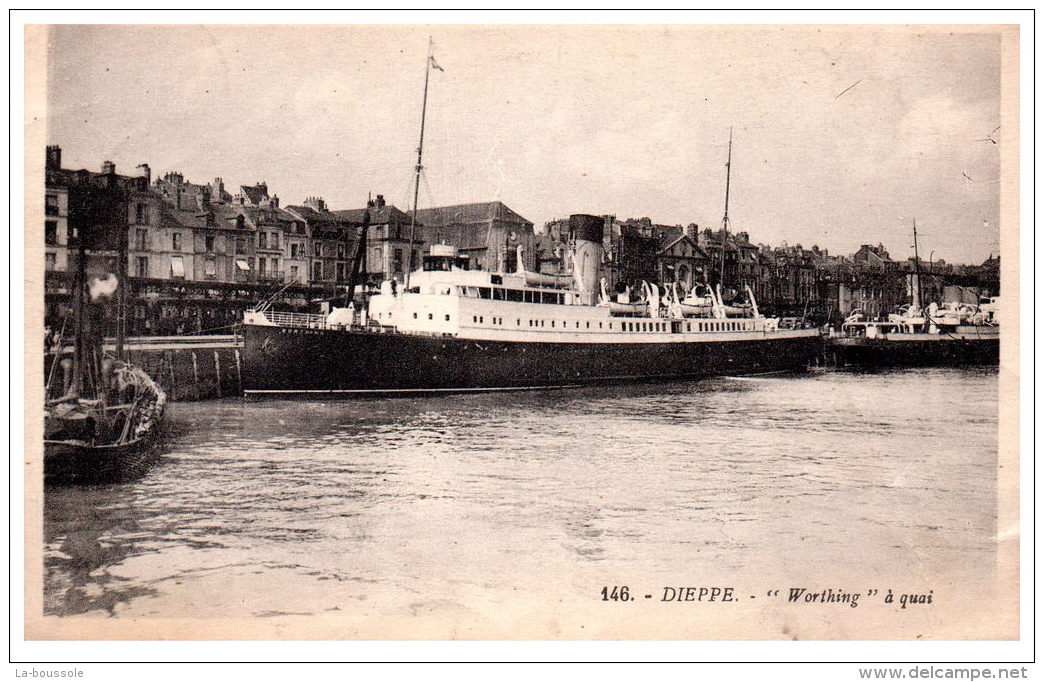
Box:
414 201 536 273
332 195 422 285
284 197 357 290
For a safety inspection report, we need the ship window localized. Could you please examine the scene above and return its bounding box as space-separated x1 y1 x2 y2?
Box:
446 314 450 321
428 313 433 320
541 320 545 327
480 317 484 324
517 319 520 325
479 287 492 299
493 288 505 301
507 289 523 302
586 321 590 329
551 320 555 328
575 321 579 329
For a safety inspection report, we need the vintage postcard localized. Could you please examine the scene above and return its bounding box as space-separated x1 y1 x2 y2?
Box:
20 19 1021 651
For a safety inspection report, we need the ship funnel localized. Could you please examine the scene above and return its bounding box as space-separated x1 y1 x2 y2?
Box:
569 214 604 305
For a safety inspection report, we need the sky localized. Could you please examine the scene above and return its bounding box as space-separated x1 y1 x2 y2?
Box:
44 24 1009 265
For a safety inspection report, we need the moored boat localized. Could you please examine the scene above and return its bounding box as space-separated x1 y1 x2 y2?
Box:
241 216 822 395
824 220 1000 368
43 175 167 484
826 298 1000 368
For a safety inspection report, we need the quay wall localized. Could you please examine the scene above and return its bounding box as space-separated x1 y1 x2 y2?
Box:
47 336 244 402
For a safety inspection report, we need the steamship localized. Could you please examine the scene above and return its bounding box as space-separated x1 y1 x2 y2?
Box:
240 215 823 395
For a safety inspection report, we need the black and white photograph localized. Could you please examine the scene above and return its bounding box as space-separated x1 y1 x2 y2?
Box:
17 14 1024 663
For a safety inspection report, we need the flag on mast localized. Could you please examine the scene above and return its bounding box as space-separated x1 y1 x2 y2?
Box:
430 55 444 72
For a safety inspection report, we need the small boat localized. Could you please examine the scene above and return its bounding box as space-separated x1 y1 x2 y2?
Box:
44 197 166 484
45 361 166 483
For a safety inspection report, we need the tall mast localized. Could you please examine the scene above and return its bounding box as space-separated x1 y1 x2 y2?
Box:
115 189 128 360
717 127 733 287
912 218 922 311
404 37 433 292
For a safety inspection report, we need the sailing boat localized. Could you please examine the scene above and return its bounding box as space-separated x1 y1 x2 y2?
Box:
44 176 166 484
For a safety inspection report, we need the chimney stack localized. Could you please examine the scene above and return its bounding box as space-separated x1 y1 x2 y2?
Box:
135 163 151 184
101 160 116 175
211 177 224 203
375 194 386 209
304 196 327 213
45 145 62 170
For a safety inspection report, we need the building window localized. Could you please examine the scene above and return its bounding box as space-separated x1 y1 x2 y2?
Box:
205 235 215 252
313 261 322 281
45 194 59 217
205 258 216 277
136 257 148 278
45 220 57 246
45 253 56 271
315 243 323 258
170 255 185 278
235 237 246 254
291 243 300 258
136 229 147 251
135 203 147 225
258 257 267 275
258 232 267 249
172 233 182 251
393 248 403 273
337 244 346 259
270 232 279 249
290 265 298 281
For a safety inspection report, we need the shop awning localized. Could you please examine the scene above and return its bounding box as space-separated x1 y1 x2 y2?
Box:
170 256 185 277
235 259 250 271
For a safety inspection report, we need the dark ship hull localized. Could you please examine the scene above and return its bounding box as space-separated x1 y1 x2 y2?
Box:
826 335 999 368
241 323 823 395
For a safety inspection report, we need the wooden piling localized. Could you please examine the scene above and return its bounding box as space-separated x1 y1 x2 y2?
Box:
234 348 242 396
191 351 200 400
214 350 222 398
166 351 176 401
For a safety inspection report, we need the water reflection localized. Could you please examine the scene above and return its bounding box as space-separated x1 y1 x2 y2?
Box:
43 368 998 618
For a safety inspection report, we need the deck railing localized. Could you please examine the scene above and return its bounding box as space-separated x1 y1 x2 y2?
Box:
262 310 331 328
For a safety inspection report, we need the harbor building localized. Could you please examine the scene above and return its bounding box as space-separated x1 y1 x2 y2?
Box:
41 146 1001 335
414 201 536 274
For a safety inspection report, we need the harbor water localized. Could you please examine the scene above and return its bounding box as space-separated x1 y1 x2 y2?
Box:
42 367 1000 637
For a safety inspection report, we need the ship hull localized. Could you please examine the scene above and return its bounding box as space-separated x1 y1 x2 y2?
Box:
826 335 999 368
241 324 823 395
